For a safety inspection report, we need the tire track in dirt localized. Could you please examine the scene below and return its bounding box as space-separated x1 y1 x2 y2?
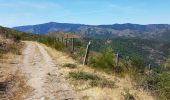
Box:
22 41 78 100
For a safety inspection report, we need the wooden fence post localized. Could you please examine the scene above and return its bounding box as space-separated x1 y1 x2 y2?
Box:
115 53 119 66
65 35 68 47
148 64 151 70
72 38 74 52
61 37 64 43
83 41 91 65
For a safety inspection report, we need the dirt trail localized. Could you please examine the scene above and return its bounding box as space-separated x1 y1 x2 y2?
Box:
22 41 77 100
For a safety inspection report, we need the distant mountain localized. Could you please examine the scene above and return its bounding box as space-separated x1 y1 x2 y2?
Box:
13 22 170 41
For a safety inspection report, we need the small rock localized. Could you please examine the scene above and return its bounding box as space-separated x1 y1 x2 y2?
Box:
47 73 51 76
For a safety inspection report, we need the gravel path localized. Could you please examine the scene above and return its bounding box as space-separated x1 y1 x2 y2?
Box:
22 41 78 100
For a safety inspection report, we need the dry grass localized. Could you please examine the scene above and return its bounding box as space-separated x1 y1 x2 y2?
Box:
0 47 32 100
43 43 155 100
63 63 77 69
0 71 32 100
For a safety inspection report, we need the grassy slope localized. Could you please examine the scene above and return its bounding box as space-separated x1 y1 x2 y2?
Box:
43 43 154 100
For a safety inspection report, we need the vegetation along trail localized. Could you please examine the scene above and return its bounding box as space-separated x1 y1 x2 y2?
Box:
21 41 77 100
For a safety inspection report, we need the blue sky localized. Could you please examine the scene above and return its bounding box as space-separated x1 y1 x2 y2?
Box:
0 0 170 27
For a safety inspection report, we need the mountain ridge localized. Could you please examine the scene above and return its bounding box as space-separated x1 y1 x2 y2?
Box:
13 22 170 41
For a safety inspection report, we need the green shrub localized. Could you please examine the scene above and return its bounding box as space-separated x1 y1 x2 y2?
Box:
137 72 170 99
38 36 65 51
94 48 114 70
90 47 129 76
63 63 77 69
131 56 145 73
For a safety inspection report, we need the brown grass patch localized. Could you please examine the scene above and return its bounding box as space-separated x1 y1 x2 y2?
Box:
0 71 32 100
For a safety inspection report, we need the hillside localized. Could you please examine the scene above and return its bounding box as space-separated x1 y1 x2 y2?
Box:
13 22 170 41
0 26 170 99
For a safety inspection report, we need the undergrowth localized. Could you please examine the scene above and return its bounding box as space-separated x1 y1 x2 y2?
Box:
137 72 170 100
63 63 77 69
69 71 115 88
38 36 65 51
122 88 135 100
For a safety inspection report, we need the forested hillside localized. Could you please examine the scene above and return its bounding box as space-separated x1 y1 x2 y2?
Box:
13 22 170 41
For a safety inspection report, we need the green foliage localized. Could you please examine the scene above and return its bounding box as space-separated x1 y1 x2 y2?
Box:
0 26 39 41
77 47 86 58
94 48 114 70
85 37 170 68
88 47 130 76
38 36 65 50
137 72 170 99
63 63 77 69
69 71 115 88
131 56 145 73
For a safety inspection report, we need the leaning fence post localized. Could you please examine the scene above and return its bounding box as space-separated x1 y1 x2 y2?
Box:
83 41 91 65
115 53 119 66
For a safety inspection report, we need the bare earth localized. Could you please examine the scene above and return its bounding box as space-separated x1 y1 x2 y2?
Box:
22 41 77 100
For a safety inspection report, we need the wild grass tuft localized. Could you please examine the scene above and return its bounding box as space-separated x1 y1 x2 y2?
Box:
63 63 77 69
122 88 135 100
69 71 115 88
0 52 3 59
90 79 115 88
69 71 100 80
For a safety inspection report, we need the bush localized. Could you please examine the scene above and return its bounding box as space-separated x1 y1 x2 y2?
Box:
137 72 170 99
38 36 65 51
131 56 145 73
93 48 114 70
89 47 129 76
